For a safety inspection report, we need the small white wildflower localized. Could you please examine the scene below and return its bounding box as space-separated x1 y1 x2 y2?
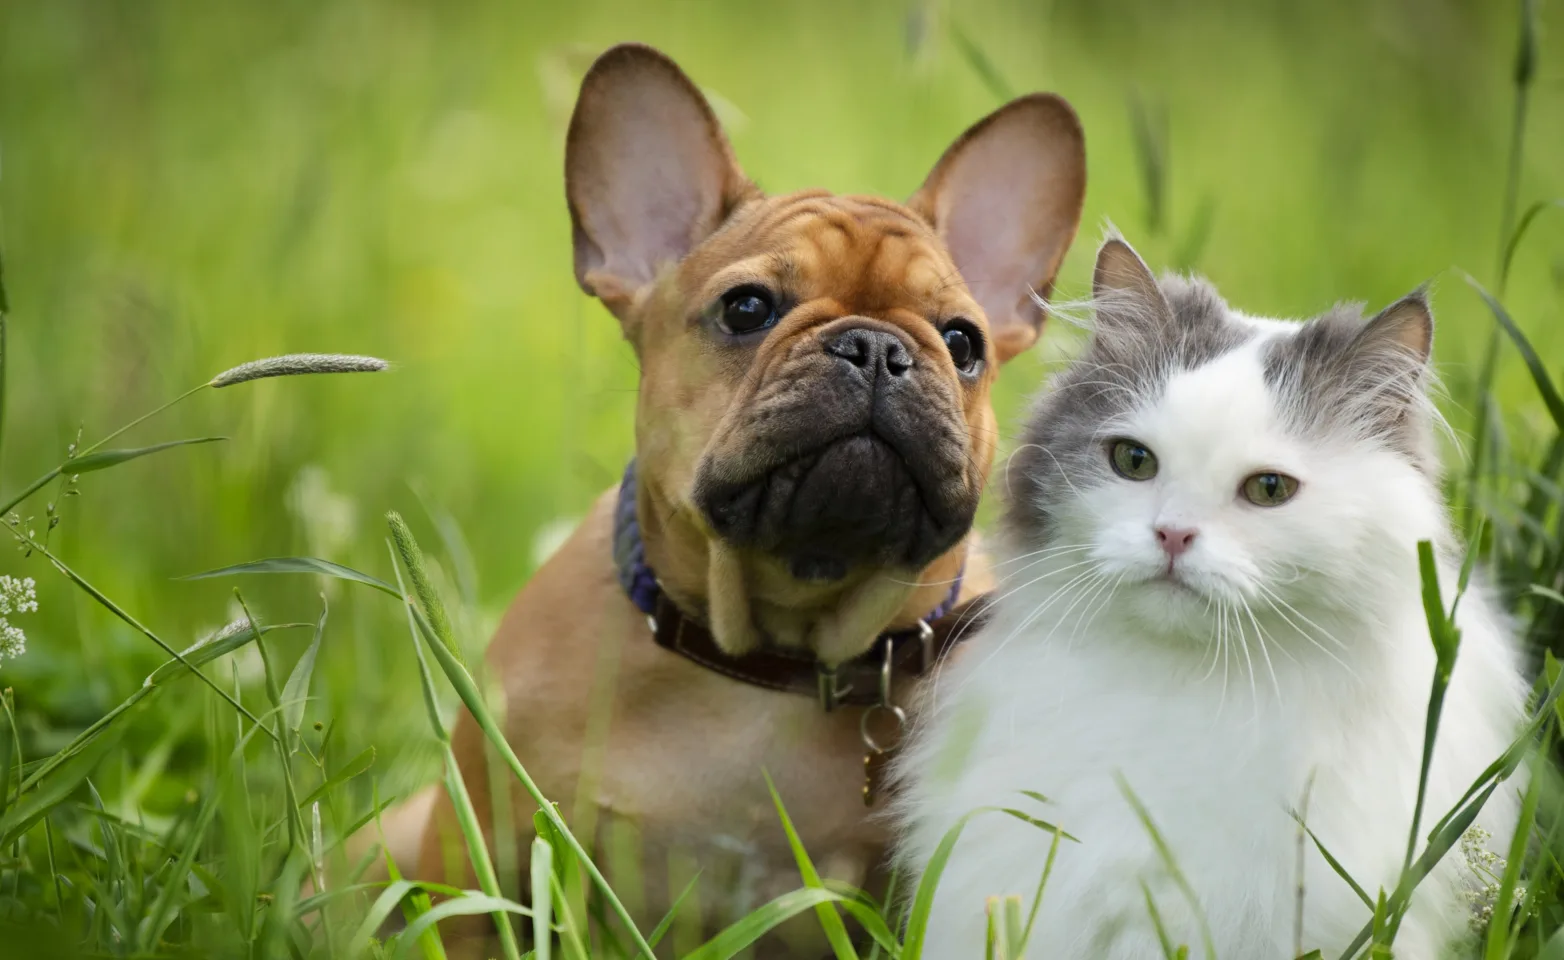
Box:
0 575 37 664
0 575 36 614
1460 825 1521 933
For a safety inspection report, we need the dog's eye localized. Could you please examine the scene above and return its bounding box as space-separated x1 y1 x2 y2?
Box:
719 286 778 335
941 320 983 373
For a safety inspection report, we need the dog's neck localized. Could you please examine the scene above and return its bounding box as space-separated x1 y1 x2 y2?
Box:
634 469 967 663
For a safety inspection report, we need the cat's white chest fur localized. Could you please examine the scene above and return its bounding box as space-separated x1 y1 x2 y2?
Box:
895 584 1518 959
891 238 1526 960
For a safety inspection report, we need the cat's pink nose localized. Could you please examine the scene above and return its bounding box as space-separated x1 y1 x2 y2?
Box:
1155 526 1198 559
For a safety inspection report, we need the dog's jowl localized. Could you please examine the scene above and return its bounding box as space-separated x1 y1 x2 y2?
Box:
391 43 1087 955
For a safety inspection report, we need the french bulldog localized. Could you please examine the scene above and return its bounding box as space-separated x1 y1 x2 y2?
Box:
393 42 1086 956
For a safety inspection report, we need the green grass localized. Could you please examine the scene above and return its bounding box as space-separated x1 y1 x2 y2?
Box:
0 0 1562 956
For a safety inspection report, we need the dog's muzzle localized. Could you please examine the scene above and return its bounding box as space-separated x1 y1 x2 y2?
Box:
693 324 978 581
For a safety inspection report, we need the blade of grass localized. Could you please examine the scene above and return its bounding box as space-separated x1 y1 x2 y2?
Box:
949 22 1014 102
1424 656 1564 846
1532 586 1564 608
281 600 327 736
392 895 533 960
1289 815 1374 911
391 520 655 960
0 240 8 471
901 802 1075 960
16 621 306 795
0 692 13 816
138 783 220 951
235 591 309 859
1464 0 1538 529
763 769 859 960
1129 93 1170 237
1118 774 1217 960
649 871 702 950
682 888 883 960
1484 737 1549 960
180 557 400 597
1465 277 1564 432
531 837 554 960
69 436 226 473
1499 199 1564 286
1017 823 1064 952
1140 880 1181 960
390 550 522 960
14 534 270 735
0 724 128 846
547 868 590 960
1404 542 1461 878
298 747 376 809
1340 781 1503 959
373 780 449 960
346 877 462 958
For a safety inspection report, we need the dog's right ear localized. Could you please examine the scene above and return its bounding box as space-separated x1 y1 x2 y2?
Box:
566 44 756 321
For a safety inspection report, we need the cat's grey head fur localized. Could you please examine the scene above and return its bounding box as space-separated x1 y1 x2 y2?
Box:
1005 237 1437 544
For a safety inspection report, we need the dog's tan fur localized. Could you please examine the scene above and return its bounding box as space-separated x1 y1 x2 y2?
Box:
394 43 1086 955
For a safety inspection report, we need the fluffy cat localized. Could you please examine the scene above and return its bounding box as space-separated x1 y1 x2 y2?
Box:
891 237 1527 959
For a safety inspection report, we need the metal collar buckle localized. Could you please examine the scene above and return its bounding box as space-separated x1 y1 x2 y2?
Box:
816 663 852 712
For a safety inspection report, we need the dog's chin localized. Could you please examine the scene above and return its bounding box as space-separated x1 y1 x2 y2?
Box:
695 433 975 581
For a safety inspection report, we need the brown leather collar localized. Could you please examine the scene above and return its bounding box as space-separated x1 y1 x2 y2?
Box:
646 589 993 710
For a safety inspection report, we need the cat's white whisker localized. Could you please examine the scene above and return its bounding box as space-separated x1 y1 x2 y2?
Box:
1034 445 1087 502
982 557 1102 607
1255 586 1358 678
1218 600 1233 717
1255 583 1351 652
1231 602 1259 715
986 542 1093 570
933 565 1103 704
1038 568 1113 651
1070 572 1126 658
1238 594 1286 703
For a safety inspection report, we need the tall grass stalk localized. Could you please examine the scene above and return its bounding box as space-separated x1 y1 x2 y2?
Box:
1401 542 1462 878
236 591 312 863
0 238 8 473
1462 0 1539 533
387 514 655 959
389 540 523 960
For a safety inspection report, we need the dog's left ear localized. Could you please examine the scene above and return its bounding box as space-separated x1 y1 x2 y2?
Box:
566 44 757 323
909 94 1086 363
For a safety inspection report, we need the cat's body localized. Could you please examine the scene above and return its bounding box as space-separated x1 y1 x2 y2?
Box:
892 239 1526 959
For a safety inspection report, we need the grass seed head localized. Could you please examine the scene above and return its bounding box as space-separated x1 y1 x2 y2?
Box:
209 353 390 388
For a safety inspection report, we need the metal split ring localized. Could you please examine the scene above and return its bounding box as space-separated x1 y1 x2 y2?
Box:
860 702 907 756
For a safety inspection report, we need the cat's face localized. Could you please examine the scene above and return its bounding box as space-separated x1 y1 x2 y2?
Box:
1008 239 1440 644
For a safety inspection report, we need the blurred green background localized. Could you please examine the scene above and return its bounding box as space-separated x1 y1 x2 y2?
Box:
0 0 1561 814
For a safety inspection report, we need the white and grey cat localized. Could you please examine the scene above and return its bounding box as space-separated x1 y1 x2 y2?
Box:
891 237 1527 959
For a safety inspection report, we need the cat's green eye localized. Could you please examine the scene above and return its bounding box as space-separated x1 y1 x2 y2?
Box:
1109 440 1158 481
1242 472 1299 506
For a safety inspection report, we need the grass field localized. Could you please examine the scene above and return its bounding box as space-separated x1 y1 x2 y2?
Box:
0 0 1562 956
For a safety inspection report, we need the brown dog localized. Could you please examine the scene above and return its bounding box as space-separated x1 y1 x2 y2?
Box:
397 43 1086 955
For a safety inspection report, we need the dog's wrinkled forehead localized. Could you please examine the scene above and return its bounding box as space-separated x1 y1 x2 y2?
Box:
692 191 978 320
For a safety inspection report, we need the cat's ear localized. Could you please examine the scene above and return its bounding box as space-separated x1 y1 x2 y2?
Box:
1352 289 1433 368
1092 236 1171 333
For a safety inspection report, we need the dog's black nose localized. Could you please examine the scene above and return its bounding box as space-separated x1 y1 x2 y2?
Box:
825 328 913 378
